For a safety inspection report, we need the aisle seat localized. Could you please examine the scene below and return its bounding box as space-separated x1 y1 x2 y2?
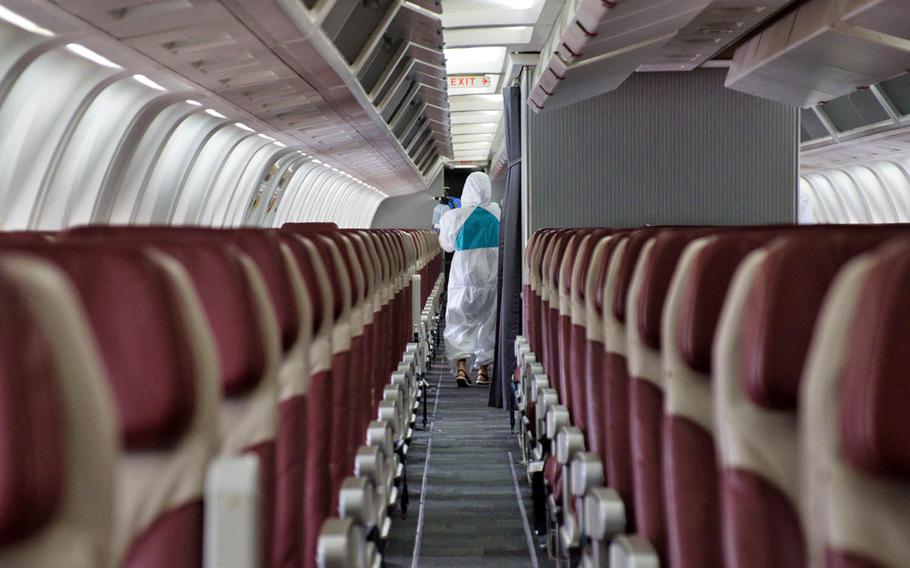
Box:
714 229 910 568
0 242 220 568
556 230 589 418
600 228 661 531
580 232 627 472
282 225 355 504
66 226 310 567
661 231 779 568
568 229 612 440
0 256 117 567
801 238 910 568
624 228 711 561
278 228 347 568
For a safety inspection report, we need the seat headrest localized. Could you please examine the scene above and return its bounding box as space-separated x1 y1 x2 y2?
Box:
68 226 300 352
592 235 627 316
322 233 361 301
305 235 344 319
635 229 710 350
546 232 572 288
0 243 196 449
0 269 65 547
841 240 910 479
279 234 326 332
64 231 267 397
574 230 611 301
740 230 908 409
676 232 779 374
612 229 661 324
559 231 587 296
226 230 299 351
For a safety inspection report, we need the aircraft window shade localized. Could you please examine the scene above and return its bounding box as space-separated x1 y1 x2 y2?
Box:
821 90 891 133
879 72 910 116
821 171 871 223
849 166 900 223
275 161 320 227
876 161 910 221
35 77 157 230
799 179 836 224
105 103 197 226
171 126 252 225
220 142 280 228
0 47 116 230
132 113 224 224
200 136 272 226
799 109 830 141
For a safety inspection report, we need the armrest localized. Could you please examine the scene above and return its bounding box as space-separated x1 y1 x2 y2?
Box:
514 336 529 366
530 374 550 403
317 518 364 568
338 476 378 531
556 426 586 466
610 535 659 568
204 455 260 568
354 445 392 512
584 487 626 541
571 452 604 497
536 389 559 444
378 396 403 443
546 405 571 442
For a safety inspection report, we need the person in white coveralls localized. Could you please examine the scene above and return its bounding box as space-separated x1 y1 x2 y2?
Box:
437 172 501 387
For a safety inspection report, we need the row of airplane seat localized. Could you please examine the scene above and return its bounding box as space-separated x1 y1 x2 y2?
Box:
516 224 910 568
0 224 443 568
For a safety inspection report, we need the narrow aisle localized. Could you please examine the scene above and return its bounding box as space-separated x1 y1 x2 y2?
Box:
384 356 539 567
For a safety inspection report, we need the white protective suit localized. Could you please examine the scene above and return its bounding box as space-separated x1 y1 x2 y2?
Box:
438 172 501 368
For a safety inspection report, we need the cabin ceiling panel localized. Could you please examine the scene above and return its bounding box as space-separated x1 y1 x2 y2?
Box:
36 0 452 195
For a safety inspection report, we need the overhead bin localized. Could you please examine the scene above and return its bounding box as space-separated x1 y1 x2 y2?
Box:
638 0 794 72
725 0 910 107
529 0 712 112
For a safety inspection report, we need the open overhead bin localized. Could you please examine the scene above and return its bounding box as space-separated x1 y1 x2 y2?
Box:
529 0 713 111
725 0 910 107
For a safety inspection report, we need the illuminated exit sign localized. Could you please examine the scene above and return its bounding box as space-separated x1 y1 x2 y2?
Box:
448 74 493 90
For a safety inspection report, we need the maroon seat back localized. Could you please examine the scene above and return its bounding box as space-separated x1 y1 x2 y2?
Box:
583 233 627 476
0 255 117 567
0 270 66 546
800 239 910 567
0 242 216 568
719 228 910 568
567 229 611 438
599 228 663 530
663 230 779 568
626 228 712 560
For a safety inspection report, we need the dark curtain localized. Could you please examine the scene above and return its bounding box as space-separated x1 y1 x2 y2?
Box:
489 86 522 410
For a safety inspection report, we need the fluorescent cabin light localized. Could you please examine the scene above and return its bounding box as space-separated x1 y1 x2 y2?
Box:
133 74 166 92
312 159 322 165
234 122 254 132
205 109 226 118
444 46 506 75
185 99 202 106
66 43 121 69
257 133 275 141
273 142 286 148
0 6 53 36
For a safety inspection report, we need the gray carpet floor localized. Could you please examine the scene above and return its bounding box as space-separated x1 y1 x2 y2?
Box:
383 356 542 568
